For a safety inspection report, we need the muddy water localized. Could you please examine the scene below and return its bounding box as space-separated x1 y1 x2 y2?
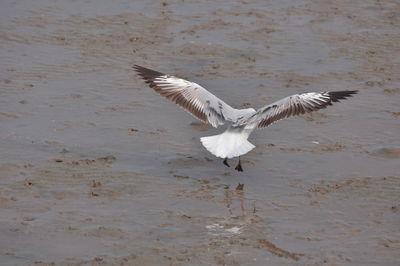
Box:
1 0 399 265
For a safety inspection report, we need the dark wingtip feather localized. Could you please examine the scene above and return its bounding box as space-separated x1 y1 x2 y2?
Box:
133 65 166 88
133 65 164 79
328 90 358 102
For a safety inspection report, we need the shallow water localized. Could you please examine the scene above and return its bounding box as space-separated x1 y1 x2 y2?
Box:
1 0 399 265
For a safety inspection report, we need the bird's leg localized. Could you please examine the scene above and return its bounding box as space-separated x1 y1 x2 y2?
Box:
235 157 243 172
223 158 230 167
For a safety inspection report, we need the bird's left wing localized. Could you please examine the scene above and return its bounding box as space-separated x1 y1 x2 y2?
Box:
134 65 241 127
235 90 358 128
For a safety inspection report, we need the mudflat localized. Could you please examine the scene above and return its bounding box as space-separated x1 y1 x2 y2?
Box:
1 0 399 265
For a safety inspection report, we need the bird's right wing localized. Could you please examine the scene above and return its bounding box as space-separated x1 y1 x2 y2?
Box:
134 65 243 128
235 90 358 128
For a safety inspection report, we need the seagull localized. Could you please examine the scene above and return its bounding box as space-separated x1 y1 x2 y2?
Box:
134 65 357 172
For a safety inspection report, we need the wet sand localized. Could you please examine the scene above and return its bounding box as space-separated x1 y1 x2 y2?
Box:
1 0 399 265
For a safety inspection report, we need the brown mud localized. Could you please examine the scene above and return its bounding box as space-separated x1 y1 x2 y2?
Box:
1 0 399 265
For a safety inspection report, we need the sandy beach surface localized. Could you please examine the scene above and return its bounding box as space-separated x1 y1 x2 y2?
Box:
1 0 399 265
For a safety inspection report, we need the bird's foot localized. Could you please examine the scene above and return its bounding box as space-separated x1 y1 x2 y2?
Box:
235 157 243 172
235 163 243 172
223 158 230 167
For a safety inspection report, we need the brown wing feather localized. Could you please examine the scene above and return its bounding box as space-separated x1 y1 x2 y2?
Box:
235 90 358 128
134 65 208 123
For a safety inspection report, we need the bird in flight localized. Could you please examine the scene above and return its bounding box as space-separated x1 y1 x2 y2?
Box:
134 65 357 172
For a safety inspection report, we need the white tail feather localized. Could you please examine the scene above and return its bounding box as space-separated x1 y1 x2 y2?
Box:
200 131 255 159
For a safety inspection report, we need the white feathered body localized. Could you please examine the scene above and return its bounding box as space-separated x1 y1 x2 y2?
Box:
200 125 256 159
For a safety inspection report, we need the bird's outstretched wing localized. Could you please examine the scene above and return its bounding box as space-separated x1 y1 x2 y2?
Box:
235 91 358 128
134 65 251 127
